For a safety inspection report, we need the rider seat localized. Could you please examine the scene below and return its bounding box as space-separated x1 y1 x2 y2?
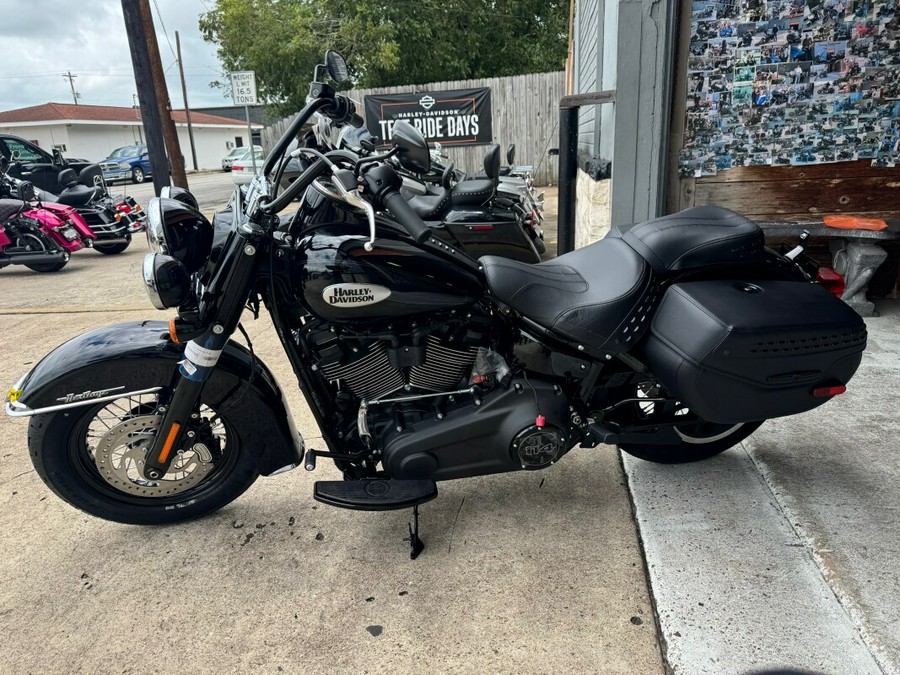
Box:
0 199 24 223
607 206 763 274
55 184 102 207
481 237 655 355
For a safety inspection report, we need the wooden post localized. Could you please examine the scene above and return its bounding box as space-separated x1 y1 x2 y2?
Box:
176 31 198 172
121 0 169 195
137 0 188 189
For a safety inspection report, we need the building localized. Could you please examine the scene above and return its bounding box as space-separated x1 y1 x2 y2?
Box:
0 102 263 170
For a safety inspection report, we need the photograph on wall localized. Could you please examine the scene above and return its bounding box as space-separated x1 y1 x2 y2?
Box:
680 0 900 173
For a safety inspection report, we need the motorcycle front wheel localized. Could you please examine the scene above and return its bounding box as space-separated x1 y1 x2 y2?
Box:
28 391 259 524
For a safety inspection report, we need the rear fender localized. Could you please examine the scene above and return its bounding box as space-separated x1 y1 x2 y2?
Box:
7 321 303 476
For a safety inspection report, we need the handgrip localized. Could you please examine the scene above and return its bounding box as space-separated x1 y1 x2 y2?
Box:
382 189 431 244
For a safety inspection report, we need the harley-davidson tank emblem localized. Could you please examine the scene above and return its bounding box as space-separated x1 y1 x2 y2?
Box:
323 283 391 306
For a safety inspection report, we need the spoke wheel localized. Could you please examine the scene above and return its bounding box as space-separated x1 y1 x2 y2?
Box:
29 391 259 524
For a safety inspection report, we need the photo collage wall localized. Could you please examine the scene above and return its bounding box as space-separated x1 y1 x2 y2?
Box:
680 0 900 176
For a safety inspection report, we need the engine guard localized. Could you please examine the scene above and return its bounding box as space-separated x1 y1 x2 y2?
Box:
5 321 303 476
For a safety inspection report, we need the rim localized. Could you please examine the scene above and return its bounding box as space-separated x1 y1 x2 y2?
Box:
16 232 49 252
71 392 238 503
134 168 144 181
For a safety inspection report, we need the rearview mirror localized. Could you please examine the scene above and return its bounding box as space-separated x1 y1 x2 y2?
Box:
507 144 516 166
325 50 349 84
391 121 431 174
11 150 20 160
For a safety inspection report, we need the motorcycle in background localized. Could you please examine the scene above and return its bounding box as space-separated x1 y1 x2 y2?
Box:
0 159 93 272
33 167 144 254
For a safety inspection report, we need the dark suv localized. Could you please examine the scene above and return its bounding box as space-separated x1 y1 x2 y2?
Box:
0 133 95 195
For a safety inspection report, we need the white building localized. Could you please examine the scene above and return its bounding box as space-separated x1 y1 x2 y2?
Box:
0 102 262 170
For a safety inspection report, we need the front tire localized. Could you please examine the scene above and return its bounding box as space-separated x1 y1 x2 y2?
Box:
28 391 259 524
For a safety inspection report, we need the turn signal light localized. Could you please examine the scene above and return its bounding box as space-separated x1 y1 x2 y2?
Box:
812 385 846 397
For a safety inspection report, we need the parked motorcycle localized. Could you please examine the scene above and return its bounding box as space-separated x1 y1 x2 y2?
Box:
32 167 145 254
6 51 867 560
0 159 92 272
292 60 545 263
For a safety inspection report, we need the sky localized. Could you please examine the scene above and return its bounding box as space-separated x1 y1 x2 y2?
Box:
0 0 230 112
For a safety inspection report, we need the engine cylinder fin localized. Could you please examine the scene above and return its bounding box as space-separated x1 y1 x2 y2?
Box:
320 342 406 400
408 336 478 392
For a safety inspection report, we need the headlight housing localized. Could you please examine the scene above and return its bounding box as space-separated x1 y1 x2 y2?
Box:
142 253 190 310
118 162 132 170
145 196 212 273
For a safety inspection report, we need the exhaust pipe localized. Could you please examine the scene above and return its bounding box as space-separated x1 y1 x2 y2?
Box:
0 250 69 268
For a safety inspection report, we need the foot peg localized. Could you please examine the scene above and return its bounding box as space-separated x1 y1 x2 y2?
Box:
314 480 437 560
587 422 620 445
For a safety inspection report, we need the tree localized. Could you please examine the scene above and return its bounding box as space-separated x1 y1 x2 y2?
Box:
199 0 568 116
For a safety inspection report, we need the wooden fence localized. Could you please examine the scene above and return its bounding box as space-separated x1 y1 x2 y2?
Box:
261 71 566 186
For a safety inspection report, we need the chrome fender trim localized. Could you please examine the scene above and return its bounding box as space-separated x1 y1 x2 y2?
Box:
6 385 163 418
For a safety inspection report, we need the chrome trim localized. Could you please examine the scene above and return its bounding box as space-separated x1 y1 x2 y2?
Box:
142 253 167 310
6 386 163 417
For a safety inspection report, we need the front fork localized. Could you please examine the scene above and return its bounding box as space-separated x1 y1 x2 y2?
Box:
142 230 263 480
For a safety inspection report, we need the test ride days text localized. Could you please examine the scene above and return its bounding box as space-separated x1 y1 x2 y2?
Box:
377 114 481 142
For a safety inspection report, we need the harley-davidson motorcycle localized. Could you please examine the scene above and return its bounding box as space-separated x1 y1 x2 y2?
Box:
6 52 867 558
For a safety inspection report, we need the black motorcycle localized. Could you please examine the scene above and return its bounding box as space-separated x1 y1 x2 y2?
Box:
6 51 867 558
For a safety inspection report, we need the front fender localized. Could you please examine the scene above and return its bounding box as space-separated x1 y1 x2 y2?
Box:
7 321 303 476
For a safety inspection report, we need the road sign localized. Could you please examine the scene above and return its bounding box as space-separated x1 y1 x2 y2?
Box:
230 71 258 106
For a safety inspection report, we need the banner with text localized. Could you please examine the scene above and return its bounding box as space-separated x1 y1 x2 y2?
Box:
364 87 492 147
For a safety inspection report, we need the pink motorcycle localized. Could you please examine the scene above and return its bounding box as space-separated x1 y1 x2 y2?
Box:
0 159 95 273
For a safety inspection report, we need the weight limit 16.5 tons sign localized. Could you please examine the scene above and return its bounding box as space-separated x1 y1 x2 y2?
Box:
230 71 258 106
364 87 492 147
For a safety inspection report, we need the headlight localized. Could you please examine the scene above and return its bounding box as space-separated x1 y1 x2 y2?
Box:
142 253 190 310
118 162 131 170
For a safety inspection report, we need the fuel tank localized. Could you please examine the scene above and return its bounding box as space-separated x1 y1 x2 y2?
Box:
293 223 485 321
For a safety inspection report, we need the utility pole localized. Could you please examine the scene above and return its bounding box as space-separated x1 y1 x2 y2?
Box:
121 0 170 195
176 31 198 171
138 0 188 188
63 71 80 104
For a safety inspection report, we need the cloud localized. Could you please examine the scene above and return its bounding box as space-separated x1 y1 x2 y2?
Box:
0 0 229 111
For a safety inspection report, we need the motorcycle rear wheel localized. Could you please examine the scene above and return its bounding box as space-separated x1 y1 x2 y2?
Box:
18 232 69 273
619 420 764 464
28 391 259 524
94 238 131 255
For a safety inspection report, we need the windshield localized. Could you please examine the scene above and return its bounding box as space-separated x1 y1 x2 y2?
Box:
108 146 140 159
227 148 247 158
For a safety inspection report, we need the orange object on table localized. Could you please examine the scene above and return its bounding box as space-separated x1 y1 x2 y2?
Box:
823 215 888 231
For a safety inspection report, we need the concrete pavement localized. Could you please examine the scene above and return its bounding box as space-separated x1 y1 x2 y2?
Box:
626 301 900 675
0 194 663 673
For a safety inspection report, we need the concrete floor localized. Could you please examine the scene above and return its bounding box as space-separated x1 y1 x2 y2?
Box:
0 175 663 674
3 171 898 674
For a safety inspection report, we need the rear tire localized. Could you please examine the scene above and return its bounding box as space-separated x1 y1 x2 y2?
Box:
19 232 69 273
131 167 145 184
94 238 131 255
28 392 259 524
619 420 764 464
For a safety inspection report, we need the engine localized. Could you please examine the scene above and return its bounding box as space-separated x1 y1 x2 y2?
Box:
300 310 574 480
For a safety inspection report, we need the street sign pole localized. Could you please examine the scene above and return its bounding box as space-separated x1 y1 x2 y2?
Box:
230 71 259 176
246 105 256 174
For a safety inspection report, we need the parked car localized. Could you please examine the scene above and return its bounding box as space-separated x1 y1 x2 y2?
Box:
230 149 265 185
0 133 94 195
222 145 261 172
100 145 151 184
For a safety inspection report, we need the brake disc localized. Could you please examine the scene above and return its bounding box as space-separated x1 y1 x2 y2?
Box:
93 414 215 497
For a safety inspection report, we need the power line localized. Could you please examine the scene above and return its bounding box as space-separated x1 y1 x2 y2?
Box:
150 0 178 62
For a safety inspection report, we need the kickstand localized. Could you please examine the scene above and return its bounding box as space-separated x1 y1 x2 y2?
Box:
407 505 425 560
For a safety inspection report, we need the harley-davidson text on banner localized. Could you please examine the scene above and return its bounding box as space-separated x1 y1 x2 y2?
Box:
364 87 493 147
